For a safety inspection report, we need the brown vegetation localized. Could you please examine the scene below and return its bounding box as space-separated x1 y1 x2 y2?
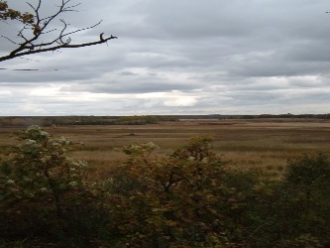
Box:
1 124 330 247
2 119 329 177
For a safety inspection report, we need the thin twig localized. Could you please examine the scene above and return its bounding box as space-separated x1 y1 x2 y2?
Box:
0 0 117 62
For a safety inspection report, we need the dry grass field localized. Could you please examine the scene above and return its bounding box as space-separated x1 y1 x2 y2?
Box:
2 119 330 246
1 118 330 177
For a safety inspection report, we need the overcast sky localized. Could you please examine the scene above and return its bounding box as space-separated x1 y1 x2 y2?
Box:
0 0 330 115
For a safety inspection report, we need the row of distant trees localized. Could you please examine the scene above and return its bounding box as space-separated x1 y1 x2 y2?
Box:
0 116 174 127
0 114 329 127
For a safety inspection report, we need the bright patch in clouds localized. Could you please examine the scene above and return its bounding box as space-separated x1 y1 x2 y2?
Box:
163 93 198 107
1 0 330 115
22 103 46 114
0 90 12 96
136 91 198 107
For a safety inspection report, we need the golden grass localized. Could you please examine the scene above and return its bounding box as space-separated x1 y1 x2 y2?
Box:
1 119 330 172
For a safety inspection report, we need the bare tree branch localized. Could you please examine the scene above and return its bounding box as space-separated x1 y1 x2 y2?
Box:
0 0 117 62
1 35 18 45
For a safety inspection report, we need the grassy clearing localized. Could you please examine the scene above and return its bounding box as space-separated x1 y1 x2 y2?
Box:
1 119 330 172
1 122 330 247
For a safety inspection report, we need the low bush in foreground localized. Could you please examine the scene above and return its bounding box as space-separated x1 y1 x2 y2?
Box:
0 127 329 247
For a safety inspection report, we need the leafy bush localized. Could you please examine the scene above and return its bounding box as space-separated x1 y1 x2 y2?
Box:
276 154 330 246
246 154 330 247
100 137 265 247
0 126 107 247
1 127 330 247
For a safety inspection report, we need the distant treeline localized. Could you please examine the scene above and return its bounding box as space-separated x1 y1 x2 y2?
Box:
0 115 176 127
223 113 330 120
173 113 330 120
0 113 329 127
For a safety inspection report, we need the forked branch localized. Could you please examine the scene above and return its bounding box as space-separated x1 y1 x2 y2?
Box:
0 0 117 62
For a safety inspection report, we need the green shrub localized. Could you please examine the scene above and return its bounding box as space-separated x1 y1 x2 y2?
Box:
1 127 330 247
0 126 107 247
279 154 330 244
101 137 263 247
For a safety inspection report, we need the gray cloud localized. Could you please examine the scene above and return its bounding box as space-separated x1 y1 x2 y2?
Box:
0 0 330 115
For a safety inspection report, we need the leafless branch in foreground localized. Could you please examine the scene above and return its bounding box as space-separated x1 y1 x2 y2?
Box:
0 0 117 62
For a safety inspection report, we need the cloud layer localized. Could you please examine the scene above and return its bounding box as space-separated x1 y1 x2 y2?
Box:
1 0 330 115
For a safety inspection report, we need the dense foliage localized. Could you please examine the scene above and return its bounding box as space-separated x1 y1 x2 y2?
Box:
0 126 105 247
0 127 329 247
0 1 34 24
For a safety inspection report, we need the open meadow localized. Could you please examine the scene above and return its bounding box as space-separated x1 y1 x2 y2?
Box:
1 118 330 176
1 118 330 247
